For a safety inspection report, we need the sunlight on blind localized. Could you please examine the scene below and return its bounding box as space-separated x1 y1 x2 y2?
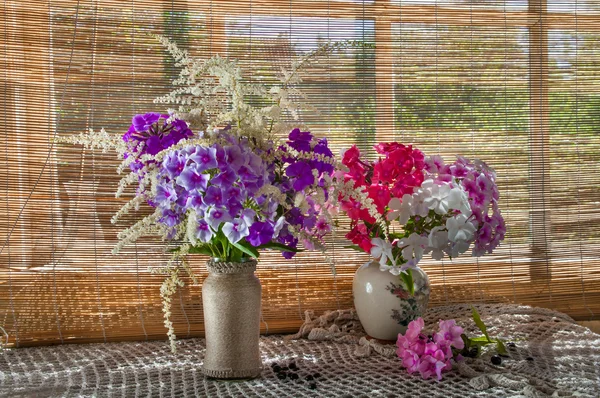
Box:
0 0 598 347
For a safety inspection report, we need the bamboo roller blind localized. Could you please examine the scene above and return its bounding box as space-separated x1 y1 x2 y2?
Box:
1 0 599 347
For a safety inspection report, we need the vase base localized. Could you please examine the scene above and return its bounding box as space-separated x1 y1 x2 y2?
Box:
202 367 262 379
365 335 397 345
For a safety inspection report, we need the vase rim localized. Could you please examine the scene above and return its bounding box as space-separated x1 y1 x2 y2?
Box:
207 258 258 274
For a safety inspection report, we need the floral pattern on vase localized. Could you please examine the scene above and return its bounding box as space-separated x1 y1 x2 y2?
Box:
353 261 431 341
386 281 429 327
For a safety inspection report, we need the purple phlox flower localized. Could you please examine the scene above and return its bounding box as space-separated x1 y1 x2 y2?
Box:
277 225 298 259
126 114 193 156
123 125 136 143
132 113 165 133
185 191 206 212
273 216 286 238
159 208 180 228
175 186 191 209
476 173 494 195
226 186 245 205
202 185 227 207
287 128 313 153
242 178 266 197
240 208 257 226
222 218 250 244
237 165 259 184
286 208 304 226
211 167 238 187
311 138 334 174
206 207 233 231
424 155 445 174
286 161 315 191
455 155 473 167
214 144 227 168
195 218 214 243
302 214 317 230
315 218 331 236
163 151 188 178
261 198 278 220
449 162 470 178
225 145 248 172
247 221 275 247
155 181 177 208
227 198 244 217
145 135 163 156
176 163 209 192
189 146 218 171
247 152 266 176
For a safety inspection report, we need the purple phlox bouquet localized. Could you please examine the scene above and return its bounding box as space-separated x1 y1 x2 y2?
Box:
57 35 365 350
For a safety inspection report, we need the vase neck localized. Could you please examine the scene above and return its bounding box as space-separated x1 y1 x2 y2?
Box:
206 259 257 274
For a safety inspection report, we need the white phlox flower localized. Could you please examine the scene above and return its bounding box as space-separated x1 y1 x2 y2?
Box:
446 186 472 217
422 179 452 215
446 214 476 242
397 233 429 262
387 194 413 224
370 237 396 269
427 226 449 261
411 186 432 217
446 240 471 258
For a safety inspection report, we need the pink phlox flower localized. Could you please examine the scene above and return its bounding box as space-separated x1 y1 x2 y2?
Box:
417 346 448 381
405 316 425 341
435 319 465 350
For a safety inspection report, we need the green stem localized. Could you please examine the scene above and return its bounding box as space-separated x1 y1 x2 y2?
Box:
400 269 415 296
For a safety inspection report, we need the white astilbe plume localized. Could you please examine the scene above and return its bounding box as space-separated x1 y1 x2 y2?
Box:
56 128 126 153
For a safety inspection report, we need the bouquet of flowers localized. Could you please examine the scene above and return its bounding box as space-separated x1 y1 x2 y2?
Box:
340 142 506 294
60 36 364 349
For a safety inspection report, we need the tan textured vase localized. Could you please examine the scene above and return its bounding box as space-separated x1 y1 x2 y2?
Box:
201 259 262 379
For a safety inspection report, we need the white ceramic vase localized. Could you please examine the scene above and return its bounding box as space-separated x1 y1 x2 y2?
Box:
353 261 430 341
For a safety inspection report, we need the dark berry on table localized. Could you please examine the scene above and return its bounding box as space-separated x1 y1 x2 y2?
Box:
526 356 534 361
281 366 289 371
309 383 317 390
271 362 279 368
290 373 299 380
277 373 287 380
272 365 281 373
305 375 314 381
508 342 516 348
491 355 502 365
469 347 478 357
288 362 297 370
312 372 321 378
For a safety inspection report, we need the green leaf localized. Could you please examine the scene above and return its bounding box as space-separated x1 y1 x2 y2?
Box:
188 245 214 256
471 306 491 342
258 242 301 253
344 245 365 252
496 339 508 355
231 240 259 259
469 336 493 343
461 333 470 349
400 269 415 296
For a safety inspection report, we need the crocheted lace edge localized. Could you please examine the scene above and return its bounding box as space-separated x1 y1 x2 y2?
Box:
206 259 258 274
202 366 262 379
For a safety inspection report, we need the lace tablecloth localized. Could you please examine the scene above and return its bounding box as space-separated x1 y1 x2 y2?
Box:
1 304 599 397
